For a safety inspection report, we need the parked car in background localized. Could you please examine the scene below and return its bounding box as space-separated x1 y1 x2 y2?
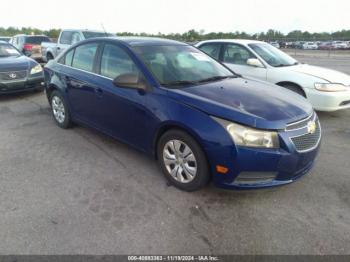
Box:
302 42 318 50
0 37 11 42
294 41 305 49
9 35 51 62
0 41 44 94
44 37 320 191
332 41 348 49
318 42 335 50
41 29 113 62
196 39 350 111
269 42 280 48
285 42 297 48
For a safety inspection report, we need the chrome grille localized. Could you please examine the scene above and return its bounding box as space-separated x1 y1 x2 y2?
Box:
0 70 27 81
290 120 321 152
286 112 315 131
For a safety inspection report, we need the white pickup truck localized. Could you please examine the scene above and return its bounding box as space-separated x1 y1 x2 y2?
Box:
41 29 113 62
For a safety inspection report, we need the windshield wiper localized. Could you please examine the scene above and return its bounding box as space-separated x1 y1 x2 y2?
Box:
162 75 235 87
162 80 197 87
197 75 235 83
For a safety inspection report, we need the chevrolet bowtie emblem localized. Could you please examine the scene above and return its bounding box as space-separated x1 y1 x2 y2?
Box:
307 121 317 134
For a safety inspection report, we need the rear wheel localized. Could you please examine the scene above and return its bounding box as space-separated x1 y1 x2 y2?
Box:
50 90 72 129
157 129 210 191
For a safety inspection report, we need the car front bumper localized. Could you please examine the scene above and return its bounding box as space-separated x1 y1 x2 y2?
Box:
0 74 44 94
305 88 350 111
207 114 321 189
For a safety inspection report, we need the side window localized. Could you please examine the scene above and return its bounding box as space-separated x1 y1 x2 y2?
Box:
223 44 256 65
65 49 74 66
72 43 98 72
60 31 73 45
198 43 221 60
100 44 139 79
71 32 82 45
58 48 75 65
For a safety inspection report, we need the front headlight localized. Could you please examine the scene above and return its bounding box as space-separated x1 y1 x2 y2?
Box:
30 64 43 75
314 83 347 92
213 117 280 148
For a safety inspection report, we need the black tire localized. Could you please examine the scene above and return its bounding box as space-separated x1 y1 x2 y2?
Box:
50 90 72 129
157 129 210 191
278 83 306 97
46 53 54 61
35 85 45 92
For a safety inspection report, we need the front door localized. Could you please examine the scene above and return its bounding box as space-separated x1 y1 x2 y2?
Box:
222 43 267 81
89 43 151 151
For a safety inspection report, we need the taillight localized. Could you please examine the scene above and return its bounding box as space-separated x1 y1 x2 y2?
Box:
23 44 33 51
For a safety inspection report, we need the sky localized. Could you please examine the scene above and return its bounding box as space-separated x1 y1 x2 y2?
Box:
1 0 349 34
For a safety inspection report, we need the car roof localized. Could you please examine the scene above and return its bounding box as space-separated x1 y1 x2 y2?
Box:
197 39 265 45
0 40 9 44
63 29 106 32
13 34 48 37
100 36 188 47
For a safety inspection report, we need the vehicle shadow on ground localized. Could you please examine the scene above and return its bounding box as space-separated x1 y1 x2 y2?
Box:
72 121 285 201
0 90 44 102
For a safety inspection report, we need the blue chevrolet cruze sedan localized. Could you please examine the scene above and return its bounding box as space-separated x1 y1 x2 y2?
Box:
44 37 321 191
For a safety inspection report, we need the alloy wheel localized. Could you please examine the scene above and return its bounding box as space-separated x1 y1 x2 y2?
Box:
51 96 65 124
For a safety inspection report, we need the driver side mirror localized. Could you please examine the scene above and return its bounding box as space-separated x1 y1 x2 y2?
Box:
247 58 264 68
113 73 148 90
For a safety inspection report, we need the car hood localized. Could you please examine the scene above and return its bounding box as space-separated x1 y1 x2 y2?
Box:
290 64 350 85
0 55 32 72
167 77 313 130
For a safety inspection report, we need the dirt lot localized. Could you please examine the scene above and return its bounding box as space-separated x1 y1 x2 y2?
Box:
0 55 349 255
285 49 350 75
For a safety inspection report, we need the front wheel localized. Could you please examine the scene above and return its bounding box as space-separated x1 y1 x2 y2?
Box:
46 53 54 61
157 130 210 191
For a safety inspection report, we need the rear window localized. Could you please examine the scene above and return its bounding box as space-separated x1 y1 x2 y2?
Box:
26 36 50 45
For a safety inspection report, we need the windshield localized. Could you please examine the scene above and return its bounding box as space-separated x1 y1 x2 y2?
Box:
249 43 298 67
26 36 50 44
0 43 21 57
133 45 235 87
82 31 114 39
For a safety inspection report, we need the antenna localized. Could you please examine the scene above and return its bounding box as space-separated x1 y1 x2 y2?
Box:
101 23 108 36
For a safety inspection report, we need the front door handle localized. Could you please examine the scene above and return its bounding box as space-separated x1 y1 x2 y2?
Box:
94 87 103 97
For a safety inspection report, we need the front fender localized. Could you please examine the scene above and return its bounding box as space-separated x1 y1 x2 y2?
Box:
149 94 237 179
268 68 323 89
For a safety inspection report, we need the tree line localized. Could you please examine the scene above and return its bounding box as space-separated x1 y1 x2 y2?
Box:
1 27 349 42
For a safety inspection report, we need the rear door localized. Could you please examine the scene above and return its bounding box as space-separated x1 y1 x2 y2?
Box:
59 41 103 127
